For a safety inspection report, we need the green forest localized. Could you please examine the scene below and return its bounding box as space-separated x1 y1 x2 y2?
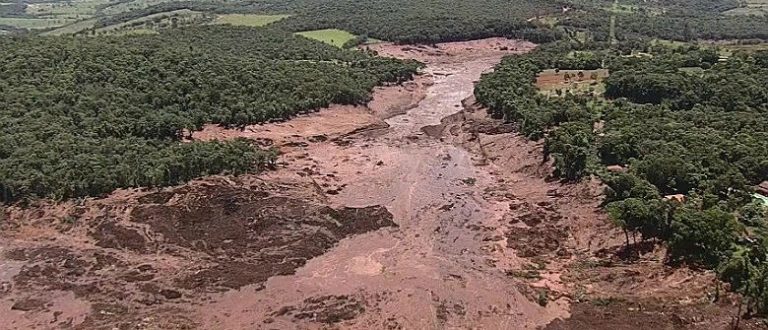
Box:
4 0 768 45
476 42 768 314
0 26 419 201
14 0 764 43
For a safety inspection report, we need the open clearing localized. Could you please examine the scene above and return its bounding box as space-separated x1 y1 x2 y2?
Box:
724 0 768 16
100 0 199 15
24 0 108 19
213 14 290 26
536 69 609 97
40 18 97 35
296 28 357 47
718 42 768 56
0 17 75 29
95 9 205 34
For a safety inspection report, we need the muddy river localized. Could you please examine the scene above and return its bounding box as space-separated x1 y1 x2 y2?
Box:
197 44 568 329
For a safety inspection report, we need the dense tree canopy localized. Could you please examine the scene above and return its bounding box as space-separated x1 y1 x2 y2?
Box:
0 26 419 201
88 0 562 44
476 41 768 313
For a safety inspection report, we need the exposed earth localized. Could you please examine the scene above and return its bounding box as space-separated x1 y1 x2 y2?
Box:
1 38 765 329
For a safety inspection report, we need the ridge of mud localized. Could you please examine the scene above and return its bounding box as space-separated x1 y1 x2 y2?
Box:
130 184 397 291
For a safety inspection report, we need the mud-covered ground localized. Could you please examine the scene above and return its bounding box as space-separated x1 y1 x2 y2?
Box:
1 38 766 329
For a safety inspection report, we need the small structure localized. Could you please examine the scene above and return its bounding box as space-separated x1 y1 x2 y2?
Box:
756 181 768 196
606 165 627 173
664 194 686 203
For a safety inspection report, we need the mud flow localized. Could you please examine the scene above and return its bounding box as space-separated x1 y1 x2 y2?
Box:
2 38 762 330
198 40 571 329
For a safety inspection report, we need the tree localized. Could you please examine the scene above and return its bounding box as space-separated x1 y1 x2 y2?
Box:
738 201 767 227
607 197 667 247
668 206 740 267
719 237 768 316
545 123 593 181
634 153 697 195
603 173 660 204
755 50 768 68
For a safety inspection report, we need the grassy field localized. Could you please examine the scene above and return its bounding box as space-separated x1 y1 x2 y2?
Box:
536 69 610 97
718 42 768 56
724 0 768 16
606 4 641 13
651 38 768 58
95 9 206 34
531 16 558 27
651 38 689 48
104 28 158 35
25 0 108 19
101 0 190 15
0 17 75 29
41 18 98 35
213 14 290 27
296 29 356 47
605 0 662 15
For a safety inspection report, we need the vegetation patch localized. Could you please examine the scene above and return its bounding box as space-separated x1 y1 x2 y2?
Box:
477 41 768 315
536 69 609 97
94 9 210 35
24 0 108 19
296 28 357 48
213 14 290 27
0 17 75 29
100 0 187 15
40 18 97 35
719 41 768 57
723 0 768 16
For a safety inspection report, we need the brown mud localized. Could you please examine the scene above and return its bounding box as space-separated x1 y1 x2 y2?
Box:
1 38 765 329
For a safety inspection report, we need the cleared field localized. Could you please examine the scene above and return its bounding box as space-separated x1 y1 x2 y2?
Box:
718 42 768 56
651 38 688 47
678 66 705 74
536 68 609 97
41 18 97 35
25 0 108 19
95 9 206 34
724 0 768 16
530 15 558 27
296 28 356 47
0 17 75 29
213 14 290 27
606 4 641 13
105 27 158 35
605 0 662 15
101 0 192 15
